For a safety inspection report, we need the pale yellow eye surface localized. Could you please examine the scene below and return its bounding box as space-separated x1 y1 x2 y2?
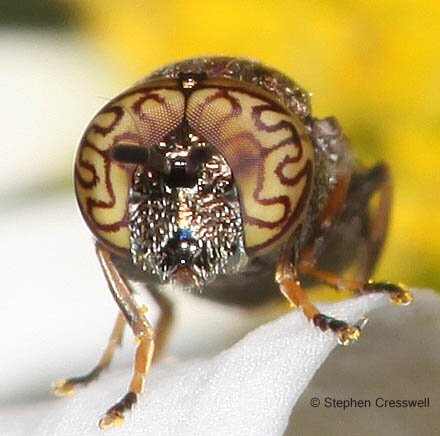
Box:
75 82 184 253
187 80 314 255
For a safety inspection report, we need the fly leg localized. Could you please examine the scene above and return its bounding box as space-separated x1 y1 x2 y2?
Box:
276 241 364 346
302 163 394 281
52 312 126 397
298 261 413 306
95 243 155 429
298 162 412 306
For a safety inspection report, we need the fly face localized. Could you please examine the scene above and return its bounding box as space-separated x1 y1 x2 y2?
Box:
128 131 246 288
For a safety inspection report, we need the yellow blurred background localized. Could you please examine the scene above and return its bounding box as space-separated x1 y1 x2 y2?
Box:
2 0 439 290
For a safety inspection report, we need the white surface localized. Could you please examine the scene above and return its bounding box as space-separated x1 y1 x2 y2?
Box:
0 294 388 436
290 289 440 436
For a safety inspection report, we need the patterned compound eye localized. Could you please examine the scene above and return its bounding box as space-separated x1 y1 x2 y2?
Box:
74 74 314 258
74 79 185 254
187 78 314 255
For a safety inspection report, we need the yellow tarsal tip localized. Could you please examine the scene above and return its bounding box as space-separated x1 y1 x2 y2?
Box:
337 326 362 346
99 414 124 429
51 379 75 397
390 285 414 306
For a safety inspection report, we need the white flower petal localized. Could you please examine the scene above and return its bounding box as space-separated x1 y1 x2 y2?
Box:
1 293 390 436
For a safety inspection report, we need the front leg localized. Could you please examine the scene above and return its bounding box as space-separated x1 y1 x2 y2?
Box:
276 241 365 346
95 243 155 429
52 312 126 397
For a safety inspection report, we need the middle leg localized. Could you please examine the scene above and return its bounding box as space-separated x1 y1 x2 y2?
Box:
298 260 413 306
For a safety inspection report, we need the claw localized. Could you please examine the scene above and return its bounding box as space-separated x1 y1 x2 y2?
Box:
364 281 414 306
99 411 124 429
98 392 137 429
336 324 362 346
52 379 75 397
313 313 367 346
390 284 414 306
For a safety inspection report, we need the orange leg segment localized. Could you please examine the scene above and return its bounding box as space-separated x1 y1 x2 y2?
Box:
95 244 156 429
276 243 364 346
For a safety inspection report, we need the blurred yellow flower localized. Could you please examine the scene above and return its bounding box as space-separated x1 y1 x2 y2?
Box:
62 0 440 290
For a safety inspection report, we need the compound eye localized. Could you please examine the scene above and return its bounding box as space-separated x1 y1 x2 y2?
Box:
74 80 185 254
187 78 314 255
